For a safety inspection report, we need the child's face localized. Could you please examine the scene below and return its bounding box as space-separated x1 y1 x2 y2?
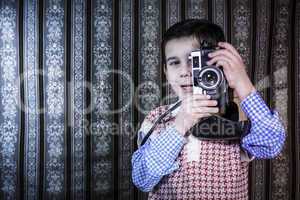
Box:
164 36 199 100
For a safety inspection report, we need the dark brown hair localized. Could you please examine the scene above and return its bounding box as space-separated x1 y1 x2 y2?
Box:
161 19 225 64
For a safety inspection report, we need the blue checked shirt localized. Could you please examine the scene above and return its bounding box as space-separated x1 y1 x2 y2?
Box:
131 91 286 192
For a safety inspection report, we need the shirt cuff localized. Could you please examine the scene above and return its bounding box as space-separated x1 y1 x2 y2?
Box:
240 148 255 162
240 90 272 123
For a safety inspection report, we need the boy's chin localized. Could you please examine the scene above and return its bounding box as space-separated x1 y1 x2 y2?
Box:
181 86 193 93
178 90 193 99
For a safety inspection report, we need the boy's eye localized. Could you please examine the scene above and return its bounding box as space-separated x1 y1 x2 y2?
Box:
169 60 180 66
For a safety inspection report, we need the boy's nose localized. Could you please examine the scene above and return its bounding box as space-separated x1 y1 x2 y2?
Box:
180 62 192 77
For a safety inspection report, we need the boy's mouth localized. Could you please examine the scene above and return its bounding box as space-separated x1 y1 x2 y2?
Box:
181 84 193 92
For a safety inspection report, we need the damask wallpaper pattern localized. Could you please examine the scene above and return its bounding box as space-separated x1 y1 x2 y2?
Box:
0 0 299 200
24 0 40 199
0 2 20 200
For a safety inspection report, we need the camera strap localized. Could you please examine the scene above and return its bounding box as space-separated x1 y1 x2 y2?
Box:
189 115 250 141
140 101 250 146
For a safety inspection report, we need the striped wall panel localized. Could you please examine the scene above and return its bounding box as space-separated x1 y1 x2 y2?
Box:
0 0 298 199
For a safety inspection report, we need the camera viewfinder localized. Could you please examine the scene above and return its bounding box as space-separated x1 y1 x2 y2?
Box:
193 56 199 68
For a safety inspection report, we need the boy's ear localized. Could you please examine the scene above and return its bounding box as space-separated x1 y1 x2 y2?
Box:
163 64 167 77
163 64 168 79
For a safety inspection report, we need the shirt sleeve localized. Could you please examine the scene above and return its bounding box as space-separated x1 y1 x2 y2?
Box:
131 125 186 192
240 90 286 159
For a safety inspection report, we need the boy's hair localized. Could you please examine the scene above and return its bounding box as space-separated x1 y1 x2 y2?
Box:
161 19 226 64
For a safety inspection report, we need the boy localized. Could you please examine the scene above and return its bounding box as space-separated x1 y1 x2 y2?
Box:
131 19 285 199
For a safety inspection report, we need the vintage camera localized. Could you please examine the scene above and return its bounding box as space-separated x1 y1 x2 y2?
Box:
190 47 229 115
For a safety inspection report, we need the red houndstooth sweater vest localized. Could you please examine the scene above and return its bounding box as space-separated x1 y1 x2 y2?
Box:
143 105 250 200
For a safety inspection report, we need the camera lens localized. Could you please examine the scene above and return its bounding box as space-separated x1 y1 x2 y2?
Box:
198 67 222 90
202 71 218 86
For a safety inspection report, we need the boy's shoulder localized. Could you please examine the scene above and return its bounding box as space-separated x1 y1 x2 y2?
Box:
137 105 171 146
144 104 170 123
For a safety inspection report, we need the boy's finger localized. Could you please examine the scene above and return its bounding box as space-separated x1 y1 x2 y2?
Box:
207 55 234 67
208 49 240 63
192 107 219 114
192 94 211 100
199 113 212 118
192 100 218 107
215 60 231 72
192 113 212 119
218 42 242 61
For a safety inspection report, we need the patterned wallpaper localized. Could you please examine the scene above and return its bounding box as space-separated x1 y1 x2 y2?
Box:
0 0 299 200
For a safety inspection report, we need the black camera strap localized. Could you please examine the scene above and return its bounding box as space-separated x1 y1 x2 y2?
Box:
189 115 250 141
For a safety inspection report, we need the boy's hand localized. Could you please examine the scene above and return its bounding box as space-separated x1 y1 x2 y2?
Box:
206 42 256 101
174 94 219 136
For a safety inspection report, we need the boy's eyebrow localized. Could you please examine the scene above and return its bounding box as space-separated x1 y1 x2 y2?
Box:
166 56 178 62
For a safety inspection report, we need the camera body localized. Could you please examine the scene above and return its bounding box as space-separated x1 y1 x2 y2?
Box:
190 47 229 115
